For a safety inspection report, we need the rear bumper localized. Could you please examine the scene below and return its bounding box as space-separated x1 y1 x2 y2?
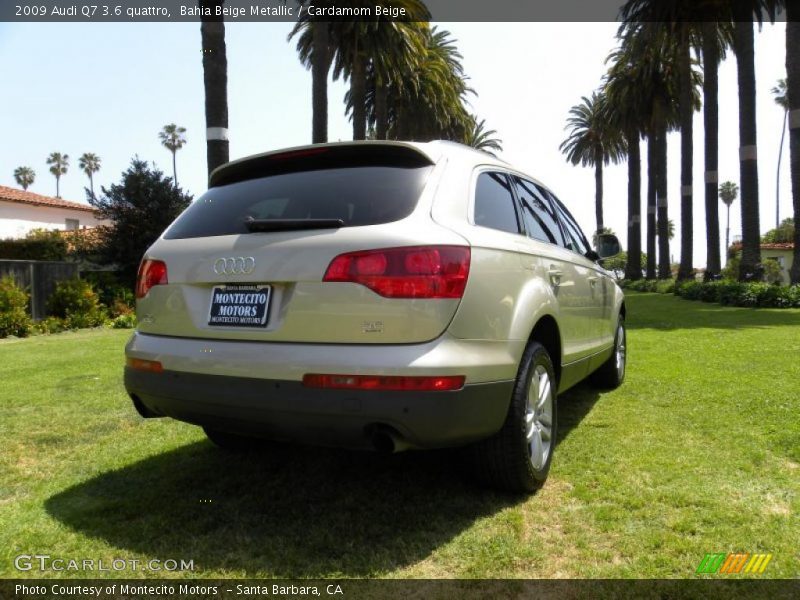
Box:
125 368 513 449
124 331 521 448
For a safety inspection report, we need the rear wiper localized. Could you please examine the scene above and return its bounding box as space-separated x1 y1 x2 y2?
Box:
244 217 344 232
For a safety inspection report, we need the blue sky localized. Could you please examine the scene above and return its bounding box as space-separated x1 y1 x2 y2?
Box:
0 21 790 267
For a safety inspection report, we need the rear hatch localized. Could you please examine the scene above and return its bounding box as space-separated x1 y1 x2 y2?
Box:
135 143 470 344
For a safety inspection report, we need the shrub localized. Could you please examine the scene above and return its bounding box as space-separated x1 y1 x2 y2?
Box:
112 313 137 329
0 276 32 338
82 271 135 317
35 316 67 335
0 229 68 261
47 278 107 327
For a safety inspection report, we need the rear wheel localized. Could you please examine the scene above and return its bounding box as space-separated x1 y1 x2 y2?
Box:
203 427 264 452
469 341 557 493
590 316 626 389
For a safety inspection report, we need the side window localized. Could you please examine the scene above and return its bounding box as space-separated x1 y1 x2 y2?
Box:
549 193 592 256
512 177 565 247
474 172 521 234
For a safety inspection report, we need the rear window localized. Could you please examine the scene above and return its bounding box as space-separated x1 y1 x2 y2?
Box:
164 165 432 239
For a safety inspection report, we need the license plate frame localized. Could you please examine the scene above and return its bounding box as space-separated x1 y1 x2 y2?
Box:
208 284 271 328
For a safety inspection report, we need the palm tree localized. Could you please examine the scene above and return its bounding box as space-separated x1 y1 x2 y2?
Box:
620 3 708 282
560 91 626 235
334 4 431 140
288 2 335 143
605 38 655 281
788 2 800 284
699 21 734 281
78 152 101 198
719 181 739 256
159 124 187 187
732 0 784 281
374 26 472 143
772 78 788 230
13 166 35 190
464 116 503 154
46 152 69 198
200 0 229 175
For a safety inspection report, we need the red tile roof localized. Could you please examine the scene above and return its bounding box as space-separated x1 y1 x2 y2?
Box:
0 185 96 213
731 241 794 250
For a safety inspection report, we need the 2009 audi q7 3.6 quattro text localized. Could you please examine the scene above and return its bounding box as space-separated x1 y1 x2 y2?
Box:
124 141 626 492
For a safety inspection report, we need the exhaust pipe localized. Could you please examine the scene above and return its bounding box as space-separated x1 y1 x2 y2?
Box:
370 427 411 453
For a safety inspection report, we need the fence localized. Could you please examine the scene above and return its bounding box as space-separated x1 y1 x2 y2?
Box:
0 260 79 320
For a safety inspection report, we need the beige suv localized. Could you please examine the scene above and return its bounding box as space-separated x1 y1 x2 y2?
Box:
124 141 625 492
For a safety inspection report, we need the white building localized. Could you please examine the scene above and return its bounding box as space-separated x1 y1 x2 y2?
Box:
0 185 105 238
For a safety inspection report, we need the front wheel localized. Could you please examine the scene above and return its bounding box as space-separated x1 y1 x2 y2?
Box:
469 341 557 493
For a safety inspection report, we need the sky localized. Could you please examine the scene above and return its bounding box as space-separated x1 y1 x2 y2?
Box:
0 20 790 268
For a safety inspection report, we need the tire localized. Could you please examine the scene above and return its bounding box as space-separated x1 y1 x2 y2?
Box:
203 427 264 452
469 341 557 493
590 316 626 390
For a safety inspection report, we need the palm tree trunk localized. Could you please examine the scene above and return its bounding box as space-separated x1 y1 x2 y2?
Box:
55 175 60 198
89 173 95 199
788 5 800 285
172 151 178 188
351 54 367 140
703 23 721 280
656 126 670 279
733 16 762 281
625 129 642 281
200 2 230 179
311 22 330 144
375 84 388 140
725 204 731 255
776 109 787 229
646 136 656 279
677 33 694 282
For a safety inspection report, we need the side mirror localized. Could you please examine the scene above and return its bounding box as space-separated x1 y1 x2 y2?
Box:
595 233 621 259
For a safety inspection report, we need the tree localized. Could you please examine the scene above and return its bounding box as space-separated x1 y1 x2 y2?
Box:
719 181 739 255
374 26 473 143
335 7 431 140
88 159 192 286
13 166 35 190
559 91 626 235
788 1 800 284
464 116 503 155
732 0 784 281
46 152 69 198
158 124 187 188
761 217 794 243
78 152 101 199
772 78 788 230
620 2 709 282
200 0 229 175
604 40 650 281
288 2 335 143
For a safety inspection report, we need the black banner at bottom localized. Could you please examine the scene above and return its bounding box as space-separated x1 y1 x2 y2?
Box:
2 579 799 600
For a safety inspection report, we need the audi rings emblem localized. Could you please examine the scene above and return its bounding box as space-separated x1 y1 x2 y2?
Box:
213 256 256 275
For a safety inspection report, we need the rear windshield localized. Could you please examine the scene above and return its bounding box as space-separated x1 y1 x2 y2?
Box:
164 165 433 239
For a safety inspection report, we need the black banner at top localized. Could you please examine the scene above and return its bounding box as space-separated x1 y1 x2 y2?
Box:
2 0 791 23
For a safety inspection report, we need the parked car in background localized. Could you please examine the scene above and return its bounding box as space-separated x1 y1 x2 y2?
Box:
124 141 626 493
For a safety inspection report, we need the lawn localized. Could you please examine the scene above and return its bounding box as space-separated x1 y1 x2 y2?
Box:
0 293 798 579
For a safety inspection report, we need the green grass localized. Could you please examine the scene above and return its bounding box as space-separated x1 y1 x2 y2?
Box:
1 294 798 579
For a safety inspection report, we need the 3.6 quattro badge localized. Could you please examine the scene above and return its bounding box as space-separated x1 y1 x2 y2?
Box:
213 256 255 275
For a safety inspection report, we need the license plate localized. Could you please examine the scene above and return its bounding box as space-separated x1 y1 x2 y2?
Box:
208 284 271 328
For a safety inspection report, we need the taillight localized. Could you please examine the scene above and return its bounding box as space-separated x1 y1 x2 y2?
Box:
302 374 465 391
126 358 164 373
322 246 470 299
136 259 168 299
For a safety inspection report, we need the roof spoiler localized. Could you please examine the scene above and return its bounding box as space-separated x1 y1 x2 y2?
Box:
209 142 436 188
